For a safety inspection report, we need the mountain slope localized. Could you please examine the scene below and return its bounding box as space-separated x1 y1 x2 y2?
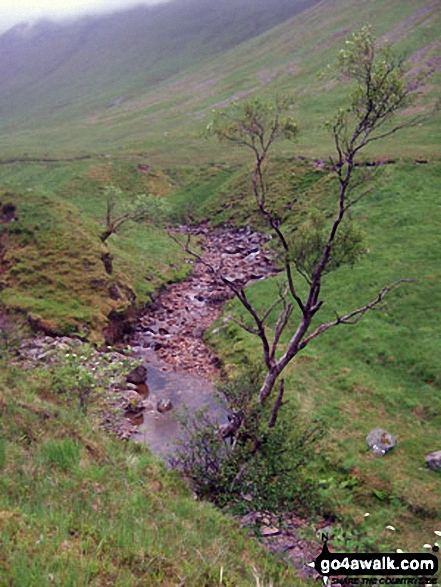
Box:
0 0 440 568
0 0 438 160
0 0 319 124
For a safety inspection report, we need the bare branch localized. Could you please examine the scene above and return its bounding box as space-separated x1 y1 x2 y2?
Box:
168 227 273 368
270 290 294 363
168 229 223 278
261 285 287 324
226 314 259 336
298 279 413 351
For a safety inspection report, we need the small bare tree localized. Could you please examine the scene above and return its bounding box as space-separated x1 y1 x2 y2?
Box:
174 27 423 435
100 185 169 242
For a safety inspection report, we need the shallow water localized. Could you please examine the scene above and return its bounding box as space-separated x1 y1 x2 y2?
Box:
129 225 274 458
130 349 225 457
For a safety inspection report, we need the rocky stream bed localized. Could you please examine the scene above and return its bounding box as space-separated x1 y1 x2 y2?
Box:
132 222 276 376
14 223 327 582
129 223 325 581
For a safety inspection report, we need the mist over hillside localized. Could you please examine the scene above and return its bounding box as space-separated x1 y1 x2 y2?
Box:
0 0 319 121
0 0 438 159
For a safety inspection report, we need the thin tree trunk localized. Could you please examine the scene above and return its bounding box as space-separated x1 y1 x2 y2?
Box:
268 378 285 428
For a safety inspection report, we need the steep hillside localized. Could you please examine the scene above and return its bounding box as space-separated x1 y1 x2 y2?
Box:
0 157 194 343
0 0 439 160
0 0 318 127
0 356 303 586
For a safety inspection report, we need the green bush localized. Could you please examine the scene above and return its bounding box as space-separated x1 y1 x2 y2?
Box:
170 366 328 515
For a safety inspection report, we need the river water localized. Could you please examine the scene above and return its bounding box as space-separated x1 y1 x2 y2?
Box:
129 349 225 458
129 224 274 458
127 225 321 579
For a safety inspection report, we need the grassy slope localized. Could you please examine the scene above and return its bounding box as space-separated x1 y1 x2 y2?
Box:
0 0 440 579
0 153 246 341
204 159 441 552
0 158 192 342
0 0 318 134
0 361 302 586
0 0 439 161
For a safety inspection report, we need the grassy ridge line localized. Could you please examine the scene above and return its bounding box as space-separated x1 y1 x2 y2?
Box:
204 160 441 552
0 0 439 160
0 361 304 586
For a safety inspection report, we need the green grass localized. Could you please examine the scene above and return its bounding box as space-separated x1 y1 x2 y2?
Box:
166 163 241 222
0 189 117 340
0 0 440 575
206 160 441 552
0 361 303 586
0 159 190 342
0 0 439 162
1 152 439 560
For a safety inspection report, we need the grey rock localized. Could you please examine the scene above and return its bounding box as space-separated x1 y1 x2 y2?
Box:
157 399 173 413
260 526 281 537
122 391 143 412
36 349 56 360
55 342 70 352
425 450 441 471
244 251 260 262
366 428 397 455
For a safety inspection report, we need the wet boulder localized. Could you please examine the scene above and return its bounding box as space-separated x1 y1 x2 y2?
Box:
122 390 143 413
157 399 173 413
126 365 148 384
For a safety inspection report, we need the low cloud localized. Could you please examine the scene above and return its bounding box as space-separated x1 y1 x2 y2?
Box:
0 0 170 33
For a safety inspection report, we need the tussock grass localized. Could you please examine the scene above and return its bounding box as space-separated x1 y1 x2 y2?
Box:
0 361 304 586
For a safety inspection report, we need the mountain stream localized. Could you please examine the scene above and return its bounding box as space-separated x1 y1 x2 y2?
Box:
127 223 321 579
128 223 275 455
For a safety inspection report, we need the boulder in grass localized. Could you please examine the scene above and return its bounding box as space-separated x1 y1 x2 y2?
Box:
425 450 441 471
366 428 397 456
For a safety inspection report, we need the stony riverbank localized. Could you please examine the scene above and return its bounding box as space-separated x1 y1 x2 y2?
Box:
10 223 328 582
13 335 143 439
133 222 277 377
